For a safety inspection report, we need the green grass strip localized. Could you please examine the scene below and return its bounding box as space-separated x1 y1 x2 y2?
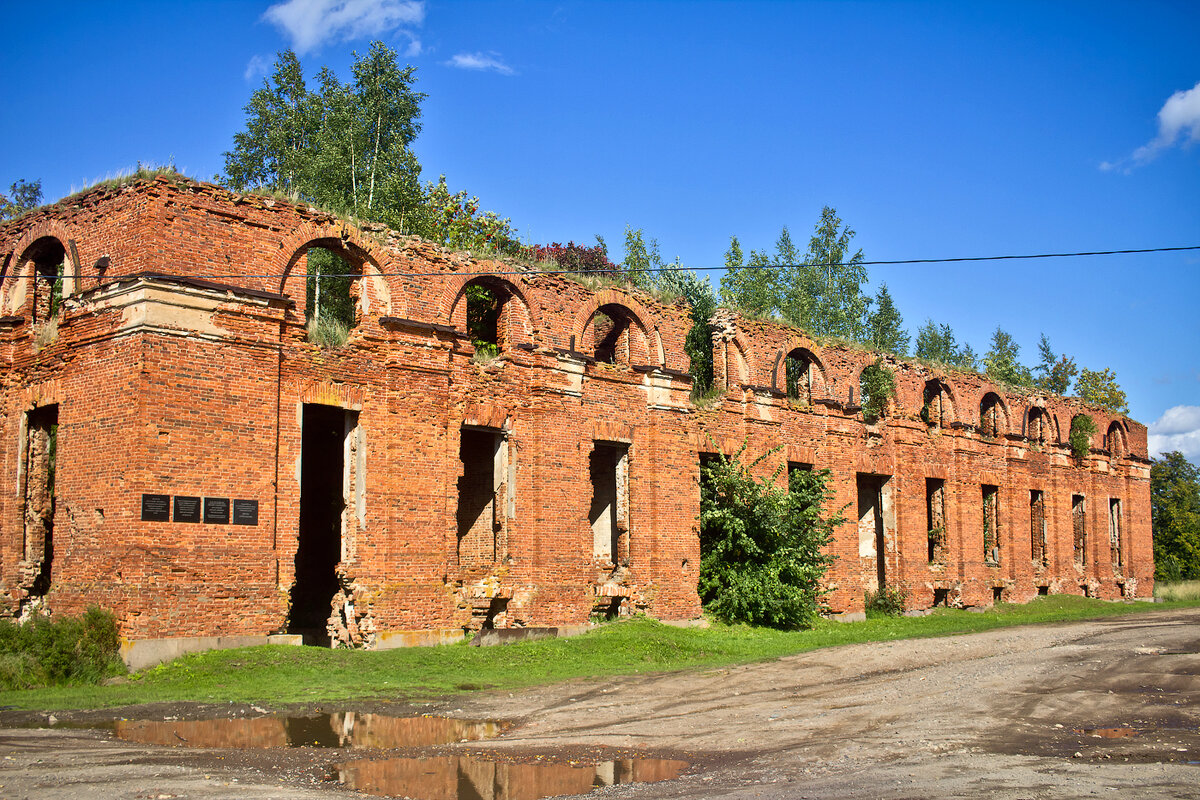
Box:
6 595 1197 711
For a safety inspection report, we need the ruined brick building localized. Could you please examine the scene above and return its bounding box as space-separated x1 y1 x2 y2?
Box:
0 176 1153 655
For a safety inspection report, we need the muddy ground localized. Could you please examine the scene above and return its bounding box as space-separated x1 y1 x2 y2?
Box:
1 607 1197 799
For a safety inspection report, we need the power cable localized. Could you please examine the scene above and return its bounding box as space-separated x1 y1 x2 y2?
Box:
17 244 1200 282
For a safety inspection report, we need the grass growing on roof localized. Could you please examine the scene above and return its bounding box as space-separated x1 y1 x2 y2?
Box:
6 594 1197 711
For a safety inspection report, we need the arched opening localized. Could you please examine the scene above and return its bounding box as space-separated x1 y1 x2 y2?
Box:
921 380 954 428
21 237 66 325
979 392 1007 438
451 276 531 358
1106 421 1127 458
303 242 361 347
587 303 645 365
1027 406 1052 444
782 348 823 404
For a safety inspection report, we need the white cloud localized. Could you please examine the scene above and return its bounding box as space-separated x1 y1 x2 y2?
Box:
445 51 515 75
244 54 271 81
1148 404 1200 461
1103 80 1200 172
263 0 425 55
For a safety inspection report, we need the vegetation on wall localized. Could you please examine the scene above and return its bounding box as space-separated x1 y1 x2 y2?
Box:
698 445 839 629
858 360 896 422
1069 414 1097 460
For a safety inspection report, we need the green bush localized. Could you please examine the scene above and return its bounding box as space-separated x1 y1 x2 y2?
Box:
0 607 125 689
865 586 907 617
699 445 840 628
1069 414 1096 460
859 360 895 422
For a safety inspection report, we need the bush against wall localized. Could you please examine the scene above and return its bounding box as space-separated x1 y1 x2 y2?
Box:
0 607 125 689
699 446 840 628
1069 414 1097 460
859 359 896 422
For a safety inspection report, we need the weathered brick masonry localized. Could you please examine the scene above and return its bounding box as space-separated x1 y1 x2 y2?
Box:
0 176 1153 647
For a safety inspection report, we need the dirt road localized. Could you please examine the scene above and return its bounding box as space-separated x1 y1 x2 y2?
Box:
2 607 1197 799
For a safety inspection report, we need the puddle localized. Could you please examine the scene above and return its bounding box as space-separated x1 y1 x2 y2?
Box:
114 713 507 749
336 754 690 800
1075 727 1139 739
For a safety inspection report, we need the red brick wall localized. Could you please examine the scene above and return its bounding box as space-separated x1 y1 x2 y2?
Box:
0 177 1153 641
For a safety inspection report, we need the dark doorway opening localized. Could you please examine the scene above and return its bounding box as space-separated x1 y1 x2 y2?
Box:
23 404 58 601
289 404 354 644
457 427 505 568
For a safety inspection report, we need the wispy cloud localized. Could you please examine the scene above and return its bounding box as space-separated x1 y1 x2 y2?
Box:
1102 80 1200 173
244 54 271 81
445 51 515 75
1148 404 1200 462
263 0 425 56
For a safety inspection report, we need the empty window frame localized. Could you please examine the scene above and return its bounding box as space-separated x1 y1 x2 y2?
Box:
22 404 58 598
979 393 1004 438
1030 490 1047 568
1109 498 1123 573
456 427 509 568
1072 494 1087 567
921 380 952 428
927 478 947 564
982 485 1000 565
784 349 820 404
590 442 629 566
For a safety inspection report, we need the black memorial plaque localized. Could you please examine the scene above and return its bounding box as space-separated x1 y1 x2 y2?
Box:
141 493 170 522
203 497 230 525
232 499 259 526
173 495 201 523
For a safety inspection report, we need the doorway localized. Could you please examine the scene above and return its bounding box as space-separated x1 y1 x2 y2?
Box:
289 404 356 643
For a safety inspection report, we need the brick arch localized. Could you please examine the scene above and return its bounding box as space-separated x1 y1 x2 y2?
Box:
1025 401 1062 444
442 273 541 347
3 220 76 316
920 377 957 426
769 340 829 399
978 389 1011 436
716 330 755 389
273 222 399 319
570 289 664 366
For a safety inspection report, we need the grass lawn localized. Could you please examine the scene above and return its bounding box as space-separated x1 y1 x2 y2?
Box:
5 594 1198 712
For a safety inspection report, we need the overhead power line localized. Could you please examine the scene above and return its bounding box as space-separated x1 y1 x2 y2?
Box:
19 244 1200 282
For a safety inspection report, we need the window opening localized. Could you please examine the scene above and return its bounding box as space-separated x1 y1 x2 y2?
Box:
22 405 58 602
590 304 635 364
1107 422 1126 458
1109 498 1123 573
1030 490 1047 567
305 246 357 345
856 474 892 594
1028 407 1050 444
983 485 1000 564
24 238 65 325
465 282 503 356
980 393 1003 438
590 442 630 566
921 380 952 428
457 427 507 568
784 349 817 403
927 478 946 564
289 404 357 644
1072 494 1086 567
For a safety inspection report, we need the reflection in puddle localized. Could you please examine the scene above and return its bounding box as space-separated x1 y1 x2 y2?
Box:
114 713 507 749
337 755 690 800
1075 727 1139 739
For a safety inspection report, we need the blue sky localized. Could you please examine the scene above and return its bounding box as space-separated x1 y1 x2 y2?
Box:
2 1 1198 458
